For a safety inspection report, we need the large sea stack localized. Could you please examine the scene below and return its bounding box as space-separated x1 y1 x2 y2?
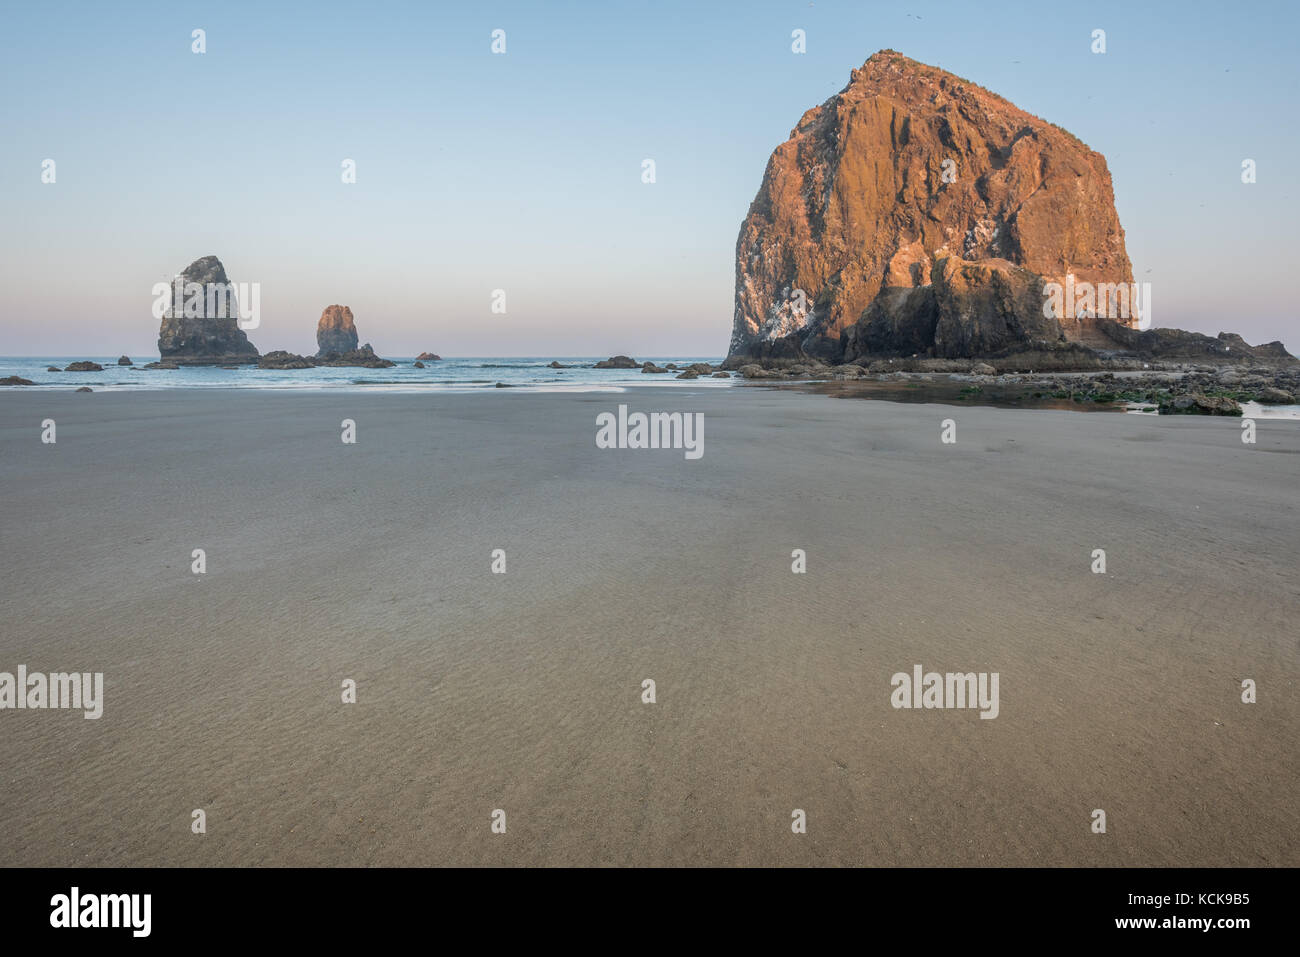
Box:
157 256 260 364
728 52 1291 365
310 304 395 368
316 305 359 356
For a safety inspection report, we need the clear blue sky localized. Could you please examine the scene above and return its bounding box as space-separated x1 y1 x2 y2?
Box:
2 0 1296 356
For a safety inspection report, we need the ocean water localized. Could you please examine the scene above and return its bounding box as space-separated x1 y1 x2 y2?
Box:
7 357 1300 419
0 357 732 393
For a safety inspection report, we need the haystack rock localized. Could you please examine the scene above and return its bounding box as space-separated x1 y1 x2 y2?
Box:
316 305 360 356
157 256 260 363
729 51 1139 362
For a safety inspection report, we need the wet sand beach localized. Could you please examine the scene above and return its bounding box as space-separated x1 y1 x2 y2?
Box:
0 387 1296 866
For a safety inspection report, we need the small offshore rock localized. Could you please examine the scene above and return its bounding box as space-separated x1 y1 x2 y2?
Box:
258 351 314 370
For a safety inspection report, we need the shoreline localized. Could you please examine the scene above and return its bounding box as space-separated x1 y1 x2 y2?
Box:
6 377 1300 420
5 353 1299 419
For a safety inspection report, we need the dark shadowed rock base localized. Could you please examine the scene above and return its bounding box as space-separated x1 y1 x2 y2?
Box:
259 344 395 370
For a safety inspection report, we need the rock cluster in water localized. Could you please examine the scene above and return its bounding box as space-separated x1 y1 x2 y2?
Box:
149 257 401 369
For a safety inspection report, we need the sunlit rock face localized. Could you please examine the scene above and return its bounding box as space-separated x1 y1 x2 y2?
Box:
729 50 1135 361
